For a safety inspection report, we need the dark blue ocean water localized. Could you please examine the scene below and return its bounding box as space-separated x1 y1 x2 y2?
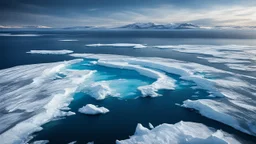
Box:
1 30 256 144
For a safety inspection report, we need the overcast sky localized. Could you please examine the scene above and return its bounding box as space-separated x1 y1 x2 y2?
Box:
1 0 256 27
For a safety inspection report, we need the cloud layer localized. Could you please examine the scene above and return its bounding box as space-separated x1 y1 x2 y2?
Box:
0 0 256 27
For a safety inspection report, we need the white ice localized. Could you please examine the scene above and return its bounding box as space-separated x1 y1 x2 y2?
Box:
97 60 176 97
0 59 94 144
182 99 256 136
78 104 109 115
117 121 241 144
70 53 256 136
154 45 256 73
86 43 147 48
27 50 73 55
31 140 49 144
82 81 114 100
0 33 41 37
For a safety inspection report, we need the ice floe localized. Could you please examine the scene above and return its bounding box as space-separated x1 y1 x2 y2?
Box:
86 44 256 73
0 59 94 144
0 33 41 37
154 45 256 72
182 99 256 136
82 81 114 100
78 104 109 115
27 50 73 55
117 121 241 144
86 43 147 48
31 140 49 144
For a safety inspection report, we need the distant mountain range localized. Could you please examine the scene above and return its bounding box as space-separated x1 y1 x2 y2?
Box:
118 22 200 29
1 23 256 30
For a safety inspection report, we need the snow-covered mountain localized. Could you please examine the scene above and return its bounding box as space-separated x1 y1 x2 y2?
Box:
117 23 200 29
175 23 200 29
1 23 256 30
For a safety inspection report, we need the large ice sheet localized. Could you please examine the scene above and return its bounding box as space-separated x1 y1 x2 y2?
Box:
153 45 256 72
0 59 94 144
182 99 256 136
117 121 241 144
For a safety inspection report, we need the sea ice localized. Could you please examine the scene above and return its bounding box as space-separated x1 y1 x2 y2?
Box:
117 121 241 144
86 43 146 48
82 81 113 100
70 53 256 136
78 104 109 115
0 59 94 144
27 50 73 55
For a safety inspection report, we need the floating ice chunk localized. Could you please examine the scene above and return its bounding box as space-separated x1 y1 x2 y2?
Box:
78 104 109 115
182 99 256 136
0 33 41 37
82 81 113 100
59 39 78 42
31 140 49 144
86 43 146 48
27 50 73 55
117 121 241 144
